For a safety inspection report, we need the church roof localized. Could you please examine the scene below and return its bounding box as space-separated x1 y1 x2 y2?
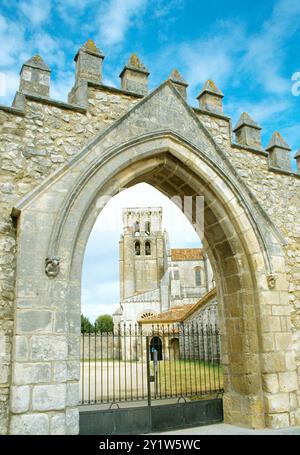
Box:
139 304 195 323
171 248 203 261
139 287 217 324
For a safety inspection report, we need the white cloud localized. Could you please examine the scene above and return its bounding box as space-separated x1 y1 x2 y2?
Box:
242 0 300 95
19 0 52 26
0 14 25 68
225 97 291 125
98 0 148 47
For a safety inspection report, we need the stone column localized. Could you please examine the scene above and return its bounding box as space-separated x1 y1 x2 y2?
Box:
233 112 262 149
168 69 188 99
197 79 223 113
119 54 149 95
266 132 292 172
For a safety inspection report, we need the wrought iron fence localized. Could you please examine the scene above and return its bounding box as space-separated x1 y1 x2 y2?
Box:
80 322 223 405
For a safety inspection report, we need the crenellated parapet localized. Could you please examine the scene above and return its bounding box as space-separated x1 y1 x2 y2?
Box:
233 112 262 150
266 132 292 172
0 38 299 175
19 55 51 97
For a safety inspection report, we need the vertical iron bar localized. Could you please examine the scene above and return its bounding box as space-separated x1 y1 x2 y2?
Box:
210 321 217 391
112 326 115 402
88 327 91 403
167 325 172 397
124 323 127 401
140 326 144 400
94 323 97 403
192 322 197 396
82 332 84 404
106 329 109 403
162 325 167 399
201 321 207 394
118 323 121 401
135 324 139 400
187 323 192 396
182 323 188 397
172 324 178 397
129 324 133 401
196 322 203 395
146 336 151 407
100 327 103 403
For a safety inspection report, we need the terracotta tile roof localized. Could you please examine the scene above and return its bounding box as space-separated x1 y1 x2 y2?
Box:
139 287 217 324
139 304 195 324
171 248 203 261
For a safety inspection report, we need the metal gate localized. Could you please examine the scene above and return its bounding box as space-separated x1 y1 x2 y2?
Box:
79 322 223 434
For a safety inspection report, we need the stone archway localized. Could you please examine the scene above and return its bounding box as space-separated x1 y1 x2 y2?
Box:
8 82 297 434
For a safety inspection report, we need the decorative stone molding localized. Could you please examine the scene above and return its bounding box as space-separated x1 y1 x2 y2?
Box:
45 257 60 278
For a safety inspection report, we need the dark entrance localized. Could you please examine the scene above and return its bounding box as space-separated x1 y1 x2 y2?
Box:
79 322 223 434
150 336 163 361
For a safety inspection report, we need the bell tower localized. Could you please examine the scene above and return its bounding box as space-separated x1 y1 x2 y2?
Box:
119 207 165 300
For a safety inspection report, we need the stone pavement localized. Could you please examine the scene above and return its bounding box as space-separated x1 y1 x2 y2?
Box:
153 423 300 435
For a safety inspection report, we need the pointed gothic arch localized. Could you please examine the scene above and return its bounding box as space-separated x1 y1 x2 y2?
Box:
8 82 296 434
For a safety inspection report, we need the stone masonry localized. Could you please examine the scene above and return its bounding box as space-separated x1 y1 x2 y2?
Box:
0 39 299 434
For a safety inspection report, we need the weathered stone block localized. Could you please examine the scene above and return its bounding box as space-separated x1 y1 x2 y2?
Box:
66 407 79 435
31 335 68 360
16 310 52 333
67 361 80 381
262 373 279 393
53 361 68 382
265 392 290 413
10 386 30 413
13 362 51 385
50 413 66 435
266 412 290 429
14 336 29 361
278 371 298 392
32 384 66 411
10 413 49 435
67 383 79 407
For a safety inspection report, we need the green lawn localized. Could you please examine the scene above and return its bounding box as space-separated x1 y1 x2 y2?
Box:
155 360 223 396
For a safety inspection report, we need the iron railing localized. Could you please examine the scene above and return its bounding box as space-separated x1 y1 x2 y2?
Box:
80 322 223 405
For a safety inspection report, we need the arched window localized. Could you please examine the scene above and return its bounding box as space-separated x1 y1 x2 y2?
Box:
145 221 151 235
145 241 151 255
134 220 140 233
195 267 201 286
135 241 141 256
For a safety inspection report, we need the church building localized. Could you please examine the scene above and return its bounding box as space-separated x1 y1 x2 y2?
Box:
113 207 216 325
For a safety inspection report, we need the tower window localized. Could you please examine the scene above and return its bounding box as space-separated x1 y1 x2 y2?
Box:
145 221 151 235
195 267 201 286
174 270 179 280
134 221 140 233
145 241 151 255
135 241 141 256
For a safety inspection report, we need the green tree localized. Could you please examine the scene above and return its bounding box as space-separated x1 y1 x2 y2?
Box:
95 314 113 333
81 314 94 333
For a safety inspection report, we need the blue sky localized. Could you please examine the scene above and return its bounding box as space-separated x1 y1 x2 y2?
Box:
0 0 299 320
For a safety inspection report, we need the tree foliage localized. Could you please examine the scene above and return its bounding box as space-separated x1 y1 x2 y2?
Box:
95 314 113 333
81 314 94 333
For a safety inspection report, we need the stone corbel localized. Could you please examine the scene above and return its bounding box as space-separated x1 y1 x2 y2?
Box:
45 256 60 277
267 274 277 289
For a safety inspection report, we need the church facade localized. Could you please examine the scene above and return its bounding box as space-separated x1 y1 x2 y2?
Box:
114 207 215 326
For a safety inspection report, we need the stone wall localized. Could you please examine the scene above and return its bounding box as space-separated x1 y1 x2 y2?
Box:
0 41 299 433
